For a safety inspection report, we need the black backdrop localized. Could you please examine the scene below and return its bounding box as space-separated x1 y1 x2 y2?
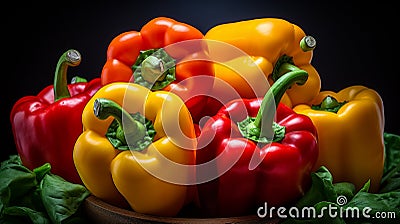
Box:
2 0 397 161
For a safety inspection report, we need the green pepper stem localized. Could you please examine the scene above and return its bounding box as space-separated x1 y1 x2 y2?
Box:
93 98 147 146
141 55 167 83
254 63 308 130
53 49 81 102
320 96 340 110
311 96 347 113
238 63 308 143
132 49 176 90
300 35 316 52
71 76 87 84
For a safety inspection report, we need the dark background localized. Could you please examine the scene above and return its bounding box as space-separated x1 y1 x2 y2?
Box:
2 0 397 161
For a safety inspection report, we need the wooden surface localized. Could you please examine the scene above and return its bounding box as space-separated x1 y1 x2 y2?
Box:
83 195 281 224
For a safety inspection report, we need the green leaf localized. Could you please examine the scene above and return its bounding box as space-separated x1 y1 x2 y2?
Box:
0 155 22 167
40 174 90 224
358 180 370 193
383 132 400 174
333 182 356 200
1 155 90 224
313 201 346 223
295 166 337 208
343 191 400 223
33 163 51 183
380 133 400 193
0 156 38 214
3 206 50 224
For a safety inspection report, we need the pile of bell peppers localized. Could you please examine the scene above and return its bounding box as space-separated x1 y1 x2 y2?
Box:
9 16 387 219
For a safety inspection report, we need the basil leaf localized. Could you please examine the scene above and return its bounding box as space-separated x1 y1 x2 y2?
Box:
3 206 50 224
313 201 346 223
1 155 90 224
380 133 400 193
0 154 23 167
343 191 400 223
333 182 356 200
295 166 338 208
40 174 90 224
0 156 38 214
383 132 400 175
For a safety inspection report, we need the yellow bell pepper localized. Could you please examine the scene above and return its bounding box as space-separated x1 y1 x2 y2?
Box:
293 85 385 192
205 18 321 108
73 82 197 216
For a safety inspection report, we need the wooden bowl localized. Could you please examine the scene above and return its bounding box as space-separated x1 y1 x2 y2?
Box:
83 195 280 224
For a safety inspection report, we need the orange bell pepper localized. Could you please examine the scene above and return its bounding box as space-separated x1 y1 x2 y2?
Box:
100 17 214 123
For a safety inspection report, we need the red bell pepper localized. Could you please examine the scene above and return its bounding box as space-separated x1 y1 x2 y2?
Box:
100 17 214 123
195 63 319 217
10 49 101 184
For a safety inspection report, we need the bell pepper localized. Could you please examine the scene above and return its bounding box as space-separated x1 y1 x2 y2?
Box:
10 49 101 184
293 85 385 193
100 17 214 123
203 18 321 116
73 82 197 216
195 64 318 217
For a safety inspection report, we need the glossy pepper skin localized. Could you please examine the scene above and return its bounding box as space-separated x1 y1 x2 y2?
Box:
73 82 197 217
293 85 385 193
10 49 101 184
101 17 214 123
204 18 321 115
196 67 318 217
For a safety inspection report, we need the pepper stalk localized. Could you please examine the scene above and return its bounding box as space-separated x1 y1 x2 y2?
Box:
53 49 81 102
93 98 156 151
311 96 347 113
271 35 315 82
300 35 316 52
132 49 176 90
238 64 309 143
